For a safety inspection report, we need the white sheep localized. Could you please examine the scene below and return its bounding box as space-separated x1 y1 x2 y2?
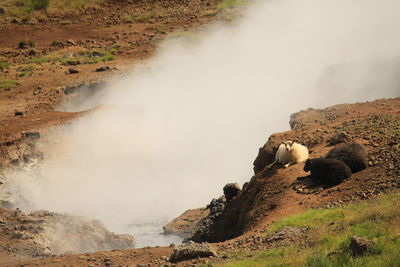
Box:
266 141 309 169
288 142 309 165
266 141 292 169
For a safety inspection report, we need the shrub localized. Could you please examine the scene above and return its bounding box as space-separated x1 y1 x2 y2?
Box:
18 40 35 49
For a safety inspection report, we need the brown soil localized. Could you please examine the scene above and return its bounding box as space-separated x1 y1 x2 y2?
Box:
0 1 399 266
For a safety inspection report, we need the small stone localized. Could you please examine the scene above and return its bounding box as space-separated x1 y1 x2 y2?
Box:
68 68 80 74
96 66 111 72
14 111 24 116
65 60 81 66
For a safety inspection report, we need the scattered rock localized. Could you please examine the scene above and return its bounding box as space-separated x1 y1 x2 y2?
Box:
65 60 81 66
33 86 42 95
96 66 111 72
349 235 374 256
68 68 80 74
91 51 104 57
169 241 217 263
223 183 241 201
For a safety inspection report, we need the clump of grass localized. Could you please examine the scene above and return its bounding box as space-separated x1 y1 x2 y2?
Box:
202 0 246 17
17 65 35 72
109 44 121 55
0 80 20 90
123 14 134 24
218 193 400 267
0 61 11 71
18 39 35 49
17 65 35 77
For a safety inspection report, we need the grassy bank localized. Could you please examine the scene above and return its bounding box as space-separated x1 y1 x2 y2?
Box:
217 193 400 267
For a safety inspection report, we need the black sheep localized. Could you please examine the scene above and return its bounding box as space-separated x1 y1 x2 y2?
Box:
325 143 368 172
304 158 352 186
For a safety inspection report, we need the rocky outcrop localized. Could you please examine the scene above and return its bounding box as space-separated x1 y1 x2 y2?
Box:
163 208 209 239
29 210 134 254
0 208 134 256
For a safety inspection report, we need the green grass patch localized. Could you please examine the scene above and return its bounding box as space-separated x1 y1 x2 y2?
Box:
28 56 63 64
2 0 102 18
202 0 247 17
48 0 102 12
123 10 157 23
0 80 20 90
28 50 115 65
217 193 400 267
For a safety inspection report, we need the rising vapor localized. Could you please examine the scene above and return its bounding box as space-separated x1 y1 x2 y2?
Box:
5 0 400 247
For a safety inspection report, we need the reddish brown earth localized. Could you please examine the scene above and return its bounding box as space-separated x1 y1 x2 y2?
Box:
0 1 399 267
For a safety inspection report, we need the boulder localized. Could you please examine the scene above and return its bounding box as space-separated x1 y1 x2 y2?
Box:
349 235 374 256
170 241 217 262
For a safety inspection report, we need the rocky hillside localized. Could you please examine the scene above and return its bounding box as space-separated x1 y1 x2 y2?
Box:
182 98 399 243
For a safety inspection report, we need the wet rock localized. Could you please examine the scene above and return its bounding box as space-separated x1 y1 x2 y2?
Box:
169 241 217 263
350 235 374 256
223 183 241 201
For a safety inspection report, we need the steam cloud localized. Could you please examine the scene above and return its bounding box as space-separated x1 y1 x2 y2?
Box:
5 0 400 247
